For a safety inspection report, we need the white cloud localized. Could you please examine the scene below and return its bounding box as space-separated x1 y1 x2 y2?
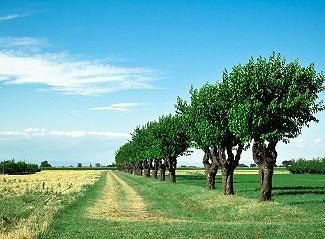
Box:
0 37 45 48
0 37 156 96
0 14 24 21
290 138 306 148
90 103 141 111
0 128 130 140
313 138 322 145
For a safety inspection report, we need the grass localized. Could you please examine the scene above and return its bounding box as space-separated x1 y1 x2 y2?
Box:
41 170 325 239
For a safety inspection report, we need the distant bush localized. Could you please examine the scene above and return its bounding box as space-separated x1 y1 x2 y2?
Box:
287 158 325 174
238 163 248 167
0 160 40 175
40 160 52 167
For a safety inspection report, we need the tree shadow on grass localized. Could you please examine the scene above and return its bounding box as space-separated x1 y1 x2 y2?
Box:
273 186 325 190
273 190 325 196
272 186 325 196
288 199 325 205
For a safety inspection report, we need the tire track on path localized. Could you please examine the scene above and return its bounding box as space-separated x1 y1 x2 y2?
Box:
86 172 158 222
87 171 189 222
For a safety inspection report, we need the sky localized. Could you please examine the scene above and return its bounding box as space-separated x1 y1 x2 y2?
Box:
1 0 325 167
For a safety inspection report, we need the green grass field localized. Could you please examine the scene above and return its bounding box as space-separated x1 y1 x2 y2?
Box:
39 170 325 239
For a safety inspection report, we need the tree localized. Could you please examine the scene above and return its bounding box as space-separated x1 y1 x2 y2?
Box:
250 163 257 168
176 95 218 189
153 114 190 184
95 163 101 167
227 52 325 201
282 160 294 167
40 161 51 167
238 163 248 167
77 163 82 167
176 82 244 194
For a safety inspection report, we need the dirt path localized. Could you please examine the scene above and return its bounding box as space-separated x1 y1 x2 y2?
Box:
87 172 156 222
87 172 189 223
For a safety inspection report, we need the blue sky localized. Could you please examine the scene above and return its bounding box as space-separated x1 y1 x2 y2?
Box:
1 0 325 166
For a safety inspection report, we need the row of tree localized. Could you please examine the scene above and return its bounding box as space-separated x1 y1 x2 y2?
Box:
1 160 40 175
287 158 325 174
115 52 325 201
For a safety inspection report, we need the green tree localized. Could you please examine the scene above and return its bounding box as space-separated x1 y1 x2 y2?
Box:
177 82 244 193
154 114 190 183
227 52 325 201
40 161 51 167
77 163 82 167
282 160 294 167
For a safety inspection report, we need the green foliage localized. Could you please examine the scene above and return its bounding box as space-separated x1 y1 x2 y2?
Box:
287 158 325 174
282 159 295 167
40 160 52 167
227 52 325 143
115 114 190 170
176 81 237 150
0 160 40 175
154 114 191 158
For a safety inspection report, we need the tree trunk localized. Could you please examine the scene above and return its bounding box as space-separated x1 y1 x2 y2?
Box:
258 164 273 201
169 170 176 184
166 156 177 184
202 150 218 189
153 159 159 179
210 144 243 195
158 159 166 181
206 172 216 189
252 139 278 201
222 167 234 195
143 159 151 177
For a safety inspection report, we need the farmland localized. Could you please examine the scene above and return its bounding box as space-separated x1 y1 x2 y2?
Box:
40 169 325 239
0 170 103 239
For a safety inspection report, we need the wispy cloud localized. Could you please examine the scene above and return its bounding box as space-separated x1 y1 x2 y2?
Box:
0 128 131 140
0 14 25 21
290 138 306 148
90 103 141 111
0 37 156 95
313 138 322 145
0 37 46 48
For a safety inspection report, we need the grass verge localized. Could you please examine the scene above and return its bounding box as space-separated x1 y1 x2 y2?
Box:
41 171 325 239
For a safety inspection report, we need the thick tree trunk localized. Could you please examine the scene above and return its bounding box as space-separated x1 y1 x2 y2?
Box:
210 144 243 195
169 170 176 184
153 159 159 179
159 167 166 181
135 161 143 176
202 150 218 189
252 139 278 201
206 172 216 189
158 160 166 181
222 168 234 195
258 164 273 201
143 159 151 177
166 156 177 184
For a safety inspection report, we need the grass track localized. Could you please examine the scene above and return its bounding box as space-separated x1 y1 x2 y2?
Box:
41 171 325 239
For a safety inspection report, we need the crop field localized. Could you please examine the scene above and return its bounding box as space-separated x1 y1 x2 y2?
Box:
0 170 103 239
1 169 325 239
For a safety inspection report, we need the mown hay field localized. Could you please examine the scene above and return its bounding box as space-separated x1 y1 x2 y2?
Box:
0 170 103 239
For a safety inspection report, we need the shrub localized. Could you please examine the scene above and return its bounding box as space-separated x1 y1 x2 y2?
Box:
287 158 325 174
0 160 40 175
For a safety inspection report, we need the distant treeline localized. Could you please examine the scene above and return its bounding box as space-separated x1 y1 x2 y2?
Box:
0 160 40 175
287 158 325 174
40 167 117 171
